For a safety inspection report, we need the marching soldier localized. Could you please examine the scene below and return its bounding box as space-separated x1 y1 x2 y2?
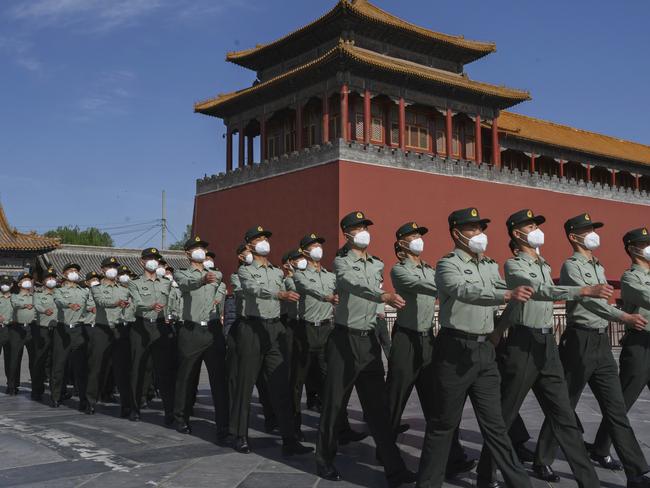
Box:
8 272 35 396
280 249 302 369
51 263 91 409
31 268 58 401
590 228 650 472
387 224 474 480
535 214 650 487
315 211 415 487
173 236 229 442
229 225 311 456
0 275 13 392
476 209 607 487
83 272 99 326
128 247 175 422
87 257 131 416
291 233 337 439
417 208 534 488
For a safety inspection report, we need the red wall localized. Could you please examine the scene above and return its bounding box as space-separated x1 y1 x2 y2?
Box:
194 160 649 292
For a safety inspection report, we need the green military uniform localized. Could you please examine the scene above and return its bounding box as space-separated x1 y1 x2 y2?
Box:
128 247 175 420
86 258 131 413
476 209 598 486
0 276 13 391
8 274 35 396
52 264 91 407
316 211 411 484
229 226 303 452
592 228 650 460
31 268 58 400
417 208 531 488
173 236 228 438
535 218 649 481
291 233 336 435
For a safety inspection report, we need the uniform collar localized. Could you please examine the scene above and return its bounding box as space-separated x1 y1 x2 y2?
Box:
631 263 650 274
572 251 596 265
402 257 425 269
347 249 373 263
252 259 273 269
454 248 476 263
306 263 324 273
518 251 543 265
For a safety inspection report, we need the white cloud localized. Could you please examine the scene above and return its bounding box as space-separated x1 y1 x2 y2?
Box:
76 69 136 119
0 36 43 73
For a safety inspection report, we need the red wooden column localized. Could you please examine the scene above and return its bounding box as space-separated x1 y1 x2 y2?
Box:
557 159 566 178
398 97 406 151
295 102 303 151
634 173 641 191
530 153 537 173
445 109 453 157
340 84 348 142
260 115 267 162
247 134 254 166
322 94 329 143
586 164 592 182
491 117 500 168
610 169 617 187
238 122 245 168
363 89 371 144
226 126 233 172
474 115 482 164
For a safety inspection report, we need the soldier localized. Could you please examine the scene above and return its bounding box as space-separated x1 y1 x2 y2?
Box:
86 257 131 415
173 236 229 443
51 263 91 409
417 207 534 488
8 272 35 396
535 214 650 487
315 211 415 487
387 224 475 480
230 225 312 456
280 249 301 370
0 275 13 392
128 247 175 423
83 272 99 326
476 209 608 487
31 268 58 401
590 228 650 472
291 233 337 439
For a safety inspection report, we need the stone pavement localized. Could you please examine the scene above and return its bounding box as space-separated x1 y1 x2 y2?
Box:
0 354 648 488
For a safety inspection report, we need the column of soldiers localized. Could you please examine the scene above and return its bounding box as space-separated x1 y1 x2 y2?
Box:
1 209 650 488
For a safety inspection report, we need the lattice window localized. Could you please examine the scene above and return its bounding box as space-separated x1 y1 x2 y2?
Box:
465 122 475 159
355 113 364 140
371 117 383 142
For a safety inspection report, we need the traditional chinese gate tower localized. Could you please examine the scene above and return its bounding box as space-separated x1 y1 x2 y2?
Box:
193 0 650 287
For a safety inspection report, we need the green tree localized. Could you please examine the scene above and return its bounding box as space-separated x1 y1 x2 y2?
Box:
169 224 192 250
45 226 114 247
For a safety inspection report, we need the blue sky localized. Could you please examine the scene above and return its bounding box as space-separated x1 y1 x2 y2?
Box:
1 0 649 248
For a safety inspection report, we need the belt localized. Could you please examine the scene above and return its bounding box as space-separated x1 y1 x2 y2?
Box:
184 320 215 328
395 324 434 337
303 319 333 328
140 317 165 325
516 324 554 335
61 322 84 329
568 323 608 334
249 317 281 326
335 324 373 336
440 327 489 342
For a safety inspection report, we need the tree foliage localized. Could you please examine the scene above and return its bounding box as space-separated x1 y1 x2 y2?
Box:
44 226 114 247
169 224 192 250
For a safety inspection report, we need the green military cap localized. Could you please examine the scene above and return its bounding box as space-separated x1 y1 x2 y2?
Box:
43 267 57 278
165 265 175 272
236 243 248 255
206 251 216 259
0 274 13 285
506 209 546 233
141 247 162 259
158 257 167 266
101 257 120 268
300 233 325 249
282 249 303 264
85 271 100 281
17 271 32 281
184 235 209 251
564 213 603 234
62 262 81 273
396 221 428 240
448 207 490 230
118 264 131 275
623 227 650 247
340 211 373 231
244 225 272 243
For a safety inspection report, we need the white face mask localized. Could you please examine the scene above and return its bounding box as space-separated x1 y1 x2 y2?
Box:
66 272 80 283
0 285 10 293
349 230 371 248
191 248 206 262
45 279 57 289
20 280 33 290
155 267 166 278
309 246 323 262
164 273 173 281
118 274 130 284
244 253 254 265
203 260 215 269
295 258 308 270
105 268 118 279
406 238 424 255
580 231 600 251
254 240 271 256
145 260 159 272
458 231 488 254
89 280 100 287
520 228 545 249
642 246 650 261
